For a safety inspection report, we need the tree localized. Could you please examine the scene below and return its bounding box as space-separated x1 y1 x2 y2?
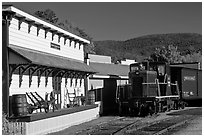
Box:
149 45 182 63
75 27 92 41
34 9 58 24
181 51 202 63
34 9 95 54
84 41 96 54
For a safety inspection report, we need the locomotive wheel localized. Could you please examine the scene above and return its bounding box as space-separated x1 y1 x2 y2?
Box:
148 105 154 116
140 104 148 117
130 108 139 116
181 101 185 109
139 105 144 117
134 108 140 116
173 101 179 110
118 101 123 116
154 102 159 114
159 102 165 112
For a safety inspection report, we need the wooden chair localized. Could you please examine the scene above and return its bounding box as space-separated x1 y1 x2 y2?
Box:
45 91 58 112
67 89 78 108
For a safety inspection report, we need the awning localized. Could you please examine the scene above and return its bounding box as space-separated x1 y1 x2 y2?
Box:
9 46 96 73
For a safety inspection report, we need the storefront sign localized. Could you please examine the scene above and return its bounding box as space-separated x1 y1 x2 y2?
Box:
50 42 60 50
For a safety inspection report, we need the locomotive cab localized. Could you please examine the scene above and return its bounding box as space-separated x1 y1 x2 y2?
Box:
129 62 171 97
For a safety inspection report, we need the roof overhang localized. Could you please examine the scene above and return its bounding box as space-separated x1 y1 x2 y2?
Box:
9 45 96 74
90 74 128 79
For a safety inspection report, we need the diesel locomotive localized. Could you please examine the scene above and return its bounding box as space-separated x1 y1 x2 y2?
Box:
116 61 201 116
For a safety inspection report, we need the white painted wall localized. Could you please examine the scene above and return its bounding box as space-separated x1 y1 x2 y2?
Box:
61 78 85 108
117 79 129 86
10 74 85 111
89 79 104 90
9 18 84 61
9 74 52 112
7 6 91 115
10 74 53 98
25 106 100 135
121 59 136 65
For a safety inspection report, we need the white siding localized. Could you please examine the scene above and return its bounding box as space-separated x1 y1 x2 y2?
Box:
25 107 99 135
89 79 104 89
10 74 53 105
61 78 85 108
9 18 84 61
117 79 129 86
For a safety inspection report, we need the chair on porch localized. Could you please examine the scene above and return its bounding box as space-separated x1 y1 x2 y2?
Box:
66 89 79 108
26 92 50 114
45 91 58 112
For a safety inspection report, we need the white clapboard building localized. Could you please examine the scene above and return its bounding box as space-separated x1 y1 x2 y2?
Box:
2 5 99 134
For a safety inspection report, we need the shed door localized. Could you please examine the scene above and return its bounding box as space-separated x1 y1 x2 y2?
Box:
53 77 61 109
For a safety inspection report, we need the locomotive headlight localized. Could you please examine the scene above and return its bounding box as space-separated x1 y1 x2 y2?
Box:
167 81 170 86
190 92 194 95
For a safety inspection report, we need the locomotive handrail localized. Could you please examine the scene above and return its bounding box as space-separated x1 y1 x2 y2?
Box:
142 82 157 85
142 82 167 85
156 95 179 99
170 83 177 85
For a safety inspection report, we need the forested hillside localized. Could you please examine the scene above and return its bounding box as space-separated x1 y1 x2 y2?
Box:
94 33 202 63
30 9 201 63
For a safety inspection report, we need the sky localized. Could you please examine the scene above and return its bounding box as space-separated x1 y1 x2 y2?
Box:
3 2 202 41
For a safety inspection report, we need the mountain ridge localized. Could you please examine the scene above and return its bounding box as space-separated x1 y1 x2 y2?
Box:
93 33 202 62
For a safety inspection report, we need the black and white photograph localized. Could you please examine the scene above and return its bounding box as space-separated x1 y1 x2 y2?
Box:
2 1 202 135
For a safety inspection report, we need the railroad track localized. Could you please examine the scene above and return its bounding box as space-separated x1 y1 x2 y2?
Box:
75 113 195 135
120 115 195 135
75 116 142 135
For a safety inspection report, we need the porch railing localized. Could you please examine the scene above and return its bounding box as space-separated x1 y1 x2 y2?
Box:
2 121 26 135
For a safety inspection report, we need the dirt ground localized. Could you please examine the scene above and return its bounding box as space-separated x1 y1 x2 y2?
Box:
49 107 202 135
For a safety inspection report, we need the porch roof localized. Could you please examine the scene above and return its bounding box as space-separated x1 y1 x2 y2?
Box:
9 45 96 73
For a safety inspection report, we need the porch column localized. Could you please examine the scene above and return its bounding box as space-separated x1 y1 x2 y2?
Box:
2 11 15 115
84 53 90 104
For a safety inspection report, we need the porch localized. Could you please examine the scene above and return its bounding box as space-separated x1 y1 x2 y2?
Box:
7 104 100 134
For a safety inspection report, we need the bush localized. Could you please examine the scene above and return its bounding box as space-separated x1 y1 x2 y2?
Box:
2 113 25 135
2 113 10 135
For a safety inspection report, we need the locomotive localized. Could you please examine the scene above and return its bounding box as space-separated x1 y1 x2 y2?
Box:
116 61 189 116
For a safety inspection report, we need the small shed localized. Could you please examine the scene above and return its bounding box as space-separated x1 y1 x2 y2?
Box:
88 54 133 115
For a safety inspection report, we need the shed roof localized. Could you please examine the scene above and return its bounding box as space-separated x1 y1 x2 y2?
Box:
90 62 129 77
170 63 201 70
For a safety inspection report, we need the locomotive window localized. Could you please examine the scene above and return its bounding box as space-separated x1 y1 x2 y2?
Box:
158 65 165 75
149 66 157 71
130 66 139 72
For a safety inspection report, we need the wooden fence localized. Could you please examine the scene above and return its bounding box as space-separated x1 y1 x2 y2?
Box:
2 121 26 135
